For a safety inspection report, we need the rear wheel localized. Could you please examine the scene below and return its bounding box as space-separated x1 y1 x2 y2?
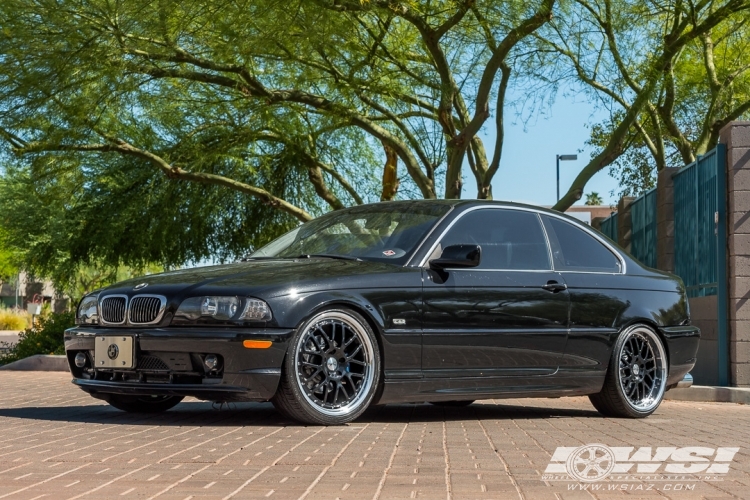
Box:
272 308 380 425
106 395 184 413
430 400 475 407
589 324 667 418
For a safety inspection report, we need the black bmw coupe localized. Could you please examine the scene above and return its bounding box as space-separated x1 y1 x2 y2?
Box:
66 200 699 425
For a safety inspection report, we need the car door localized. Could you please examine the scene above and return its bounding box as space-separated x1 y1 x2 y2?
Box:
421 208 570 385
538 214 629 373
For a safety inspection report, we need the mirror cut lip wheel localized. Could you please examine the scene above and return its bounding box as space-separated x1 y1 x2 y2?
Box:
618 328 667 412
294 312 375 417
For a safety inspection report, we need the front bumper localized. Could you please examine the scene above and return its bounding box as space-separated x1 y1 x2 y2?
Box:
65 326 293 402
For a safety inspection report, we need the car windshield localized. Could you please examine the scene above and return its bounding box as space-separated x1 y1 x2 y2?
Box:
251 203 451 264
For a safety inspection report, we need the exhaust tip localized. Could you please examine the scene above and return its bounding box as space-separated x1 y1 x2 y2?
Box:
676 373 693 389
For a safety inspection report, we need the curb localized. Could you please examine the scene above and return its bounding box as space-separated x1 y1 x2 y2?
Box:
665 385 750 404
0 355 69 372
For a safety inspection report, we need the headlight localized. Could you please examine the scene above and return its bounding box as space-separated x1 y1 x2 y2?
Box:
76 295 100 325
174 296 272 322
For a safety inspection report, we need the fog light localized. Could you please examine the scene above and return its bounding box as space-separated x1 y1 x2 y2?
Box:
204 354 219 370
74 352 87 368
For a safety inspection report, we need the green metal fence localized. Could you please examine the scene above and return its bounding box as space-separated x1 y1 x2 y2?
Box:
672 144 728 386
630 187 657 268
600 212 618 243
673 145 726 298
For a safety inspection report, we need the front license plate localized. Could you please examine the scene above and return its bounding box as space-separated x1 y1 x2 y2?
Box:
94 336 134 369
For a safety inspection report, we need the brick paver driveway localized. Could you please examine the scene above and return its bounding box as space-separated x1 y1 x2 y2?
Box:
0 372 748 499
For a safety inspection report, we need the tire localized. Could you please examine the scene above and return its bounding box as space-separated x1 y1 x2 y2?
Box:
272 308 381 425
589 324 668 418
430 400 475 407
106 395 184 413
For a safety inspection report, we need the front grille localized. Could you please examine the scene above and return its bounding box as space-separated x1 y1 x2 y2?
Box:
100 296 126 324
129 296 163 324
138 355 170 371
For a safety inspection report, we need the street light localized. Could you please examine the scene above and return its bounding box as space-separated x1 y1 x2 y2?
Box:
556 154 578 202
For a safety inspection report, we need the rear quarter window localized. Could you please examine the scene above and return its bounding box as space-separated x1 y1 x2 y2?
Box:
541 215 621 273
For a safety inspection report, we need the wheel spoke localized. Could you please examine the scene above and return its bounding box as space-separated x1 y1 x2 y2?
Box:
627 383 637 397
346 345 363 360
316 325 334 350
309 334 324 352
332 383 340 405
339 381 350 400
639 341 649 357
302 367 323 381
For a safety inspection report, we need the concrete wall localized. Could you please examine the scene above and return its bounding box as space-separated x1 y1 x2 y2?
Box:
689 295 720 386
721 121 750 387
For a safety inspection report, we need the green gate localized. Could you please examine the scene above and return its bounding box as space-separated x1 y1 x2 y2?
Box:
600 212 618 243
630 187 657 268
672 144 728 385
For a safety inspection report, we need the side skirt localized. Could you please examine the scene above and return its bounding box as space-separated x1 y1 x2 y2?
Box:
375 370 606 405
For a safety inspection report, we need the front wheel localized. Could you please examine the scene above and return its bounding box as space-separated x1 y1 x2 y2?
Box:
272 308 381 425
589 324 667 418
107 395 184 413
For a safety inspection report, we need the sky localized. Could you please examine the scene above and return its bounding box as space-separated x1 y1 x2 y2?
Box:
461 90 619 208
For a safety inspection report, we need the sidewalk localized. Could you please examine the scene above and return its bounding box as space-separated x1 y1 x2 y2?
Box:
0 330 21 351
666 385 750 404
0 372 747 499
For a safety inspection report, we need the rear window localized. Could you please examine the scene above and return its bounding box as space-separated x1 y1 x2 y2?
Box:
541 216 621 273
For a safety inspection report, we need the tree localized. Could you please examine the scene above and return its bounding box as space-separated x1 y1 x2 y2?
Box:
532 0 750 207
584 192 603 206
0 0 556 280
0 228 20 285
604 13 750 195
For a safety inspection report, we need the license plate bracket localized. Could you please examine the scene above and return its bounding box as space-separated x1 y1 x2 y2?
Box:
94 336 135 369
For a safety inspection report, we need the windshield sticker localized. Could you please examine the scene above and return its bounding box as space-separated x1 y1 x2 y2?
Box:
383 250 396 257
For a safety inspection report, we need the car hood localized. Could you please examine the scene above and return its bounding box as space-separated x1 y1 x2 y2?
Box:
99 258 414 299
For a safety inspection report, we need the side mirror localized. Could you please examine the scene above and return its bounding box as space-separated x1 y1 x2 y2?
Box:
429 244 481 270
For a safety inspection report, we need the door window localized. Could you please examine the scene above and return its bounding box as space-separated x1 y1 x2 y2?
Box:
541 215 621 272
439 209 551 270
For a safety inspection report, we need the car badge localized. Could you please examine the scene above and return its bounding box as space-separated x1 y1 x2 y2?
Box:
383 250 396 256
107 344 119 360
134 283 148 290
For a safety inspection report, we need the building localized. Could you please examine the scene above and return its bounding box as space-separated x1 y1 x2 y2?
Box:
0 272 68 312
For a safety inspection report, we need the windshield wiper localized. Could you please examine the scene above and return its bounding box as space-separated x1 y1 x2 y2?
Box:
296 254 362 262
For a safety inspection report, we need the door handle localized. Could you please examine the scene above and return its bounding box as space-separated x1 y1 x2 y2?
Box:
542 280 567 293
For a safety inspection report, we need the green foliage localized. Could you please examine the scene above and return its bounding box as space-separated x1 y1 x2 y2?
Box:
584 192 603 206
0 0 559 281
533 0 750 207
0 311 75 365
0 306 29 331
586 118 660 197
0 227 21 283
594 10 750 195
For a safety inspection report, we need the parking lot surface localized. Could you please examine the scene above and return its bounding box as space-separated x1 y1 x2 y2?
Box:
0 372 748 499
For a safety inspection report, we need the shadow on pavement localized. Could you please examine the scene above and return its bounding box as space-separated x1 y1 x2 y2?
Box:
0 400 601 426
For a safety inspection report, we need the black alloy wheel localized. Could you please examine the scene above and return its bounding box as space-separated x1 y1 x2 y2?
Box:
272 308 380 425
590 324 667 418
